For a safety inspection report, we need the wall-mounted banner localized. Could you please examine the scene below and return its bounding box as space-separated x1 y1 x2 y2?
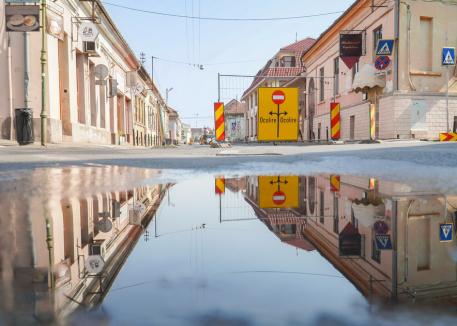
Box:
258 88 299 141
340 32 364 69
47 10 64 40
339 222 361 257
79 21 99 42
5 5 40 32
5 0 40 2
330 103 341 140
214 102 225 142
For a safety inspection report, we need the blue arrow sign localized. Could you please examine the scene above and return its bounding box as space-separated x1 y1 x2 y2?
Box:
375 235 392 250
376 40 394 56
442 47 456 66
439 223 453 242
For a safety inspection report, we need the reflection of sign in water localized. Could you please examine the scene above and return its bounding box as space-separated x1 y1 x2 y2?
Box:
215 177 225 195
330 175 340 192
97 218 113 233
258 88 298 141
258 176 299 208
374 221 389 235
85 255 105 274
440 223 453 242
339 223 361 257
375 234 392 250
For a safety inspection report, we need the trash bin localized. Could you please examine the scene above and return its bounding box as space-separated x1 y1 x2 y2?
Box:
15 108 34 145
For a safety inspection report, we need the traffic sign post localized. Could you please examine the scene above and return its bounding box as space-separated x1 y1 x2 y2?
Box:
258 88 299 141
442 47 456 132
376 39 394 56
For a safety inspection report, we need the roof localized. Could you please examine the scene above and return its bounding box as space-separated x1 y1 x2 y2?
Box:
225 99 247 115
242 37 315 99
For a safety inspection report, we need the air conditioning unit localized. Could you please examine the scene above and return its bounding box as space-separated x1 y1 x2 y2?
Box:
90 240 107 258
83 40 100 56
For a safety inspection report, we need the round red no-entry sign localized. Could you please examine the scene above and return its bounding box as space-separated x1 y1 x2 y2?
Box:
272 191 286 205
272 90 286 105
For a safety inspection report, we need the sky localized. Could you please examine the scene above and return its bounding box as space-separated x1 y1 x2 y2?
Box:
103 0 355 128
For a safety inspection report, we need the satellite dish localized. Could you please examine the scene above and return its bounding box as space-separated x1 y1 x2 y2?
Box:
94 64 109 80
97 218 113 233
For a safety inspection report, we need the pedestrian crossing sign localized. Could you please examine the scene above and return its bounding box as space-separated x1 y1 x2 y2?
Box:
439 223 453 242
375 235 393 250
442 47 456 66
376 39 394 56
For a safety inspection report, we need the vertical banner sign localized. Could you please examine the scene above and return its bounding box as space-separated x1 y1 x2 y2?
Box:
370 104 376 140
215 177 225 195
214 102 225 142
258 88 299 141
330 175 341 193
339 32 363 69
330 103 341 140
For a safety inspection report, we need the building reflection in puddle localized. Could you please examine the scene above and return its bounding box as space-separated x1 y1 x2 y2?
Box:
0 166 171 324
2 168 457 324
222 174 457 304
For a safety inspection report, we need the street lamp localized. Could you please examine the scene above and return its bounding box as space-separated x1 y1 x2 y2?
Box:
165 87 173 106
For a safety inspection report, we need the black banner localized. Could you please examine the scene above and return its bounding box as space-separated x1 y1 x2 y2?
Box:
340 33 363 57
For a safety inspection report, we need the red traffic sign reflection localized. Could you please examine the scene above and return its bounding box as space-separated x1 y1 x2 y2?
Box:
272 191 286 205
272 90 286 105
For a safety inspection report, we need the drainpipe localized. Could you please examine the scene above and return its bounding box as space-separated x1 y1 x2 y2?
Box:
393 0 400 91
40 0 48 146
406 4 416 91
24 32 30 108
7 36 14 140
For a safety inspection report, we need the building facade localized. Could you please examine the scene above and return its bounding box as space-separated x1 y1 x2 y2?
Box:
241 38 315 142
224 99 246 142
302 0 457 141
0 0 171 146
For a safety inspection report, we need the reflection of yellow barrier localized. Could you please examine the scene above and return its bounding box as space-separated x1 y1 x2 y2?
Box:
258 88 299 141
330 175 340 192
258 176 299 208
215 178 225 195
370 104 376 140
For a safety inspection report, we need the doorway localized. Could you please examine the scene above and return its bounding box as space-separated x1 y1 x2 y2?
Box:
350 115 355 140
58 34 71 137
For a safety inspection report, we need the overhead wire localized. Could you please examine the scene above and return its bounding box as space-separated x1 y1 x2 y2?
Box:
102 1 345 22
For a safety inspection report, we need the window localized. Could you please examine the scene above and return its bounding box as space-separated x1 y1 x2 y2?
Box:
319 67 325 102
373 26 383 54
319 191 324 224
419 17 433 71
352 61 359 82
281 56 296 67
334 57 339 96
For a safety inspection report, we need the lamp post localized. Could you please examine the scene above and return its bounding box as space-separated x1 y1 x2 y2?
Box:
165 87 173 106
40 0 48 146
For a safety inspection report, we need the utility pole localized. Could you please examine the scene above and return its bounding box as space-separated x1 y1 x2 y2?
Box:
151 56 154 80
40 0 48 146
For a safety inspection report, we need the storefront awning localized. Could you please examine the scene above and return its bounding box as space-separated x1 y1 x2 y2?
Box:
352 64 386 93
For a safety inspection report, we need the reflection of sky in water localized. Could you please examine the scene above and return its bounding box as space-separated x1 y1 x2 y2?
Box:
101 177 366 325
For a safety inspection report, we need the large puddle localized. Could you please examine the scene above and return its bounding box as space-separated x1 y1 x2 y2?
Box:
1 166 457 325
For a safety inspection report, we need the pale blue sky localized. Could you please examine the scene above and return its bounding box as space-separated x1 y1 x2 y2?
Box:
104 0 354 127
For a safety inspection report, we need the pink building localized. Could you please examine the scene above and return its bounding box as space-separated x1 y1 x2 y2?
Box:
302 0 457 141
